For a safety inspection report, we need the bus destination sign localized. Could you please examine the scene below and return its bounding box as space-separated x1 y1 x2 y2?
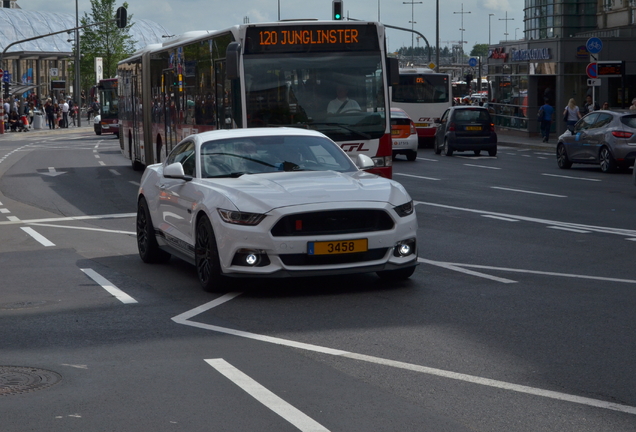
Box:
245 24 380 54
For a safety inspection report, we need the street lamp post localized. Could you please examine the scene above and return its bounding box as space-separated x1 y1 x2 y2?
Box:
453 3 471 67
499 11 514 42
403 1 422 62
75 0 81 127
488 13 494 45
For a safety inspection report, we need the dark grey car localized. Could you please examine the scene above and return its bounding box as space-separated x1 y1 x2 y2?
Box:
557 110 636 173
434 106 497 157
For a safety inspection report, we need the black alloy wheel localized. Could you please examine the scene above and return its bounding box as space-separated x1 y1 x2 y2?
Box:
195 215 227 292
556 143 572 169
137 197 171 263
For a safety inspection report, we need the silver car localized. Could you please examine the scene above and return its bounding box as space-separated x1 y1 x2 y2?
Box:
557 110 636 173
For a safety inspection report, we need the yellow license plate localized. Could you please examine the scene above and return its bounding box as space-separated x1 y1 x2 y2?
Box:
308 239 368 255
466 126 482 131
415 123 430 128
391 129 401 135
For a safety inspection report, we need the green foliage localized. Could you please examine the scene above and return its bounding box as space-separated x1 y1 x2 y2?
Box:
77 0 135 94
470 44 489 57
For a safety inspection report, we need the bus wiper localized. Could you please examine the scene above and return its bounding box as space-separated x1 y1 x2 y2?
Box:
308 123 372 140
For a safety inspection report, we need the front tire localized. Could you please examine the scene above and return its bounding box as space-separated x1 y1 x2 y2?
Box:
137 197 171 263
195 215 228 292
599 146 617 173
406 150 417 161
377 265 416 281
434 137 441 155
556 143 572 169
488 146 497 157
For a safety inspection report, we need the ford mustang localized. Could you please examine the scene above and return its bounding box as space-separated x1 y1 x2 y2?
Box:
136 128 418 291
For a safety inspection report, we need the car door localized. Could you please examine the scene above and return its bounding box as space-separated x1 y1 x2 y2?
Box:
568 113 598 161
583 113 613 161
436 109 450 145
157 140 199 246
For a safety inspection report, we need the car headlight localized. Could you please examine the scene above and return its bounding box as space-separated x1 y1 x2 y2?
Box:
393 200 414 217
217 209 266 225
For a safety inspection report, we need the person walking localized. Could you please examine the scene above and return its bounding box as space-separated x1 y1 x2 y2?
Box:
61 99 69 128
538 98 555 143
44 99 55 130
563 98 581 129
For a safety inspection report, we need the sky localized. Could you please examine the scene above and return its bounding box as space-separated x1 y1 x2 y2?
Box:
25 0 524 53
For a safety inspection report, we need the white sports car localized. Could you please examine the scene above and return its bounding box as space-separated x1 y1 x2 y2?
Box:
136 128 418 291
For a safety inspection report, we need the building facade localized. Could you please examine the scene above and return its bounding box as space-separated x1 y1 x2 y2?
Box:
487 0 636 137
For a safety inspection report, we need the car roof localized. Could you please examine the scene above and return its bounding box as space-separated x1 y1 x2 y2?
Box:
189 127 328 143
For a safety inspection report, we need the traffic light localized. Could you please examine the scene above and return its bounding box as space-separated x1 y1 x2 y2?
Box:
333 0 343 20
116 6 127 28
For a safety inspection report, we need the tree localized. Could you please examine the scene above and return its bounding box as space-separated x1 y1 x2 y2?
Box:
470 44 489 58
77 0 135 95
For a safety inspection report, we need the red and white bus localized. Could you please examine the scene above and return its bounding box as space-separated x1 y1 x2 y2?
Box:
93 78 120 137
391 67 452 146
117 21 398 178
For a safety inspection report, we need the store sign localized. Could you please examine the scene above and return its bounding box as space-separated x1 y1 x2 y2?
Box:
511 48 551 61
576 46 590 59
488 47 508 60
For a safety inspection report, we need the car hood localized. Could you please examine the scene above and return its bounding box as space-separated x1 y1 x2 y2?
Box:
201 170 410 213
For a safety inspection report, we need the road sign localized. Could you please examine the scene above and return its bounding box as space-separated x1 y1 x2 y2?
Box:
2 71 10 83
586 37 603 54
587 79 601 87
597 61 624 78
586 62 597 79
468 57 477 67
428 62 436 70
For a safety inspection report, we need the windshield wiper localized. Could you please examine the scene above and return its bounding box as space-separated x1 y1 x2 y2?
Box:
307 123 372 140
207 172 245 178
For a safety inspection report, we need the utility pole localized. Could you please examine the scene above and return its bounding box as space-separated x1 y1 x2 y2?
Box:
488 13 494 46
454 3 471 79
403 1 422 62
499 11 514 42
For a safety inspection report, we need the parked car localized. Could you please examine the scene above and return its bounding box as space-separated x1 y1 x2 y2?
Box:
390 107 418 161
434 106 497 156
557 110 636 173
136 128 419 292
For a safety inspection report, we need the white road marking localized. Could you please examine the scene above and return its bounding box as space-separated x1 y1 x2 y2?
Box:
129 181 140 186
95 155 100 159
464 164 501 170
491 186 567 198
20 227 55 247
416 157 438 162
393 173 441 181
80 268 137 304
174 297 636 416
537 157 547 160
41 167 66 177
547 226 591 234
626 238 636 242
0 213 135 226
29 223 135 235
418 258 517 283
205 359 330 432
6 216 20 221
0 208 9 214
413 201 636 238
542 173 601 182
109 169 121 176
481 215 519 222
534 152 554 156
521 154 531 158
98 161 105 166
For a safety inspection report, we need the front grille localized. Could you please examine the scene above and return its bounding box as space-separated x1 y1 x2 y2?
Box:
271 210 394 237
279 248 388 266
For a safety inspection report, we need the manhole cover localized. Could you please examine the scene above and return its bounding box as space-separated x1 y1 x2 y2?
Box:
0 366 62 395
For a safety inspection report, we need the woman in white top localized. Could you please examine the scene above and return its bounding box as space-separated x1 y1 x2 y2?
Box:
563 98 581 128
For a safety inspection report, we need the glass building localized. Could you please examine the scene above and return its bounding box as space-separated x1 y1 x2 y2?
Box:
487 0 636 137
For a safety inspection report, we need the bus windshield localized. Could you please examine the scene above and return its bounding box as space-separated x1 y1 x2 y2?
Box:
393 74 450 104
98 81 119 121
243 52 386 141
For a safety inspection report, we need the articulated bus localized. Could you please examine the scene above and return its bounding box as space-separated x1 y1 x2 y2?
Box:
118 20 398 178
94 78 120 137
391 67 452 146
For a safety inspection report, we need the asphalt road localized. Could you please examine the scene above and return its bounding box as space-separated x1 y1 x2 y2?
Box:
1 130 635 431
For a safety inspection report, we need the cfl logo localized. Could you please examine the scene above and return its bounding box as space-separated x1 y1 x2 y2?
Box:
341 143 370 152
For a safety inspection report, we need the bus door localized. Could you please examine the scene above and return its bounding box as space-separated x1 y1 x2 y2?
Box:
215 60 233 129
130 75 142 164
163 69 179 154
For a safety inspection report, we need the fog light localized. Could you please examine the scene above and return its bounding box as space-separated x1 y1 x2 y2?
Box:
245 253 258 266
393 239 416 257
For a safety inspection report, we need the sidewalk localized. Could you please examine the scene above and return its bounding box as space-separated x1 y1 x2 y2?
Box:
496 128 556 151
0 121 92 138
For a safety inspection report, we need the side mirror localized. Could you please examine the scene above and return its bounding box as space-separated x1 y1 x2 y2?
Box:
355 154 375 170
226 42 241 80
164 162 193 181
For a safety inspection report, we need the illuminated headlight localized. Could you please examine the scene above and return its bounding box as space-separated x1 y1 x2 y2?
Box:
393 239 416 257
231 249 271 267
371 156 393 167
217 209 266 225
393 200 414 217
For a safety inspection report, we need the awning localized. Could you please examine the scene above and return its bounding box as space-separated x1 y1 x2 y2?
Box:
9 83 40 96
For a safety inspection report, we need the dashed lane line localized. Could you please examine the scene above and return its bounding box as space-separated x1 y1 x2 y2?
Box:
80 268 137 304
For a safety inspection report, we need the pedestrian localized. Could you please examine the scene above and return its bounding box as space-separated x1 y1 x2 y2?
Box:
44 99 55 130
61 99 69 128
602 101 609 110
563 98 581 129
630 98 636 110
581 95 599 115
538 98 555 143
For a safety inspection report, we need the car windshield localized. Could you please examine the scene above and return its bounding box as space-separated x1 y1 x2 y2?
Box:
200 135 358 178
453 109 490 122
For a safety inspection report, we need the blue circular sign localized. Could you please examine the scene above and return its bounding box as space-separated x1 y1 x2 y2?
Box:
468 57 477 67
586 37 603 54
